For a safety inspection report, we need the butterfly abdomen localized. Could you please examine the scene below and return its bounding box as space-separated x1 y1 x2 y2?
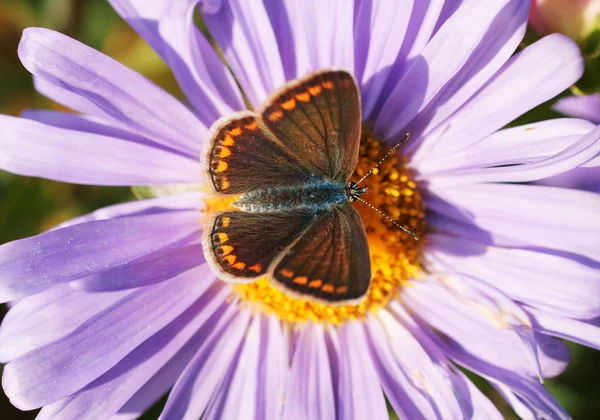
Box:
233 181 347 213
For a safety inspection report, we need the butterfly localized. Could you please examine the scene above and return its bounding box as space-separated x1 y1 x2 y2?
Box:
202 69 414 305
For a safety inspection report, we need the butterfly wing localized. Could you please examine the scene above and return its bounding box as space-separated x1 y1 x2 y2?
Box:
261 69 362 181
204 209 318 282
203 112 321 194
272 204 371 304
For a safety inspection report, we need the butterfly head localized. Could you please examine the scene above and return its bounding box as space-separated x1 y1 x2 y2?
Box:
346 182 368 202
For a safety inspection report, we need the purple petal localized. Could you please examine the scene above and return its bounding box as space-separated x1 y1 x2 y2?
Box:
115 294 237 419
283 323 335 420
406 0 529 153
554 94 600 124
202 314 285 419
354 0 414 117
158 309 251 420
159 1 244 125
34 76 106 116
416 34 583 160
494 383 538 420
417 118 595 174
403 279 567 382
535 166 600 193
71 235 202 292
36 281 227 420
19 28 206 156
2 266 212 410
263 0 354 82
0 286 131 362
528 309 600 350
427 183 600 262
375 0 526 141
0 115 200 186
203 0 285 106
366 311 462 419
337 321 387 420
53 192 202 229
0 211 199 301
428 234 600 319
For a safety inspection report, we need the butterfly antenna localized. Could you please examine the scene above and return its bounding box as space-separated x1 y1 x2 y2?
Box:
356 133 410 185
355 197 418 240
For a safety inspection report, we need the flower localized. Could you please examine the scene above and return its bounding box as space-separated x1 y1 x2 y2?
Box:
1 0 599 419
529 0 600 41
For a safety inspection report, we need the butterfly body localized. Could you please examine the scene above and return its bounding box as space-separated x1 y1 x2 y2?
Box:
232 181 350 213
203 69 372 304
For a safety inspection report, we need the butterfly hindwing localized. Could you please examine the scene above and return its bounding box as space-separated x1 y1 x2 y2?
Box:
205 209 318 281
272 204 371 304
261 70 362 181
204 112 319 194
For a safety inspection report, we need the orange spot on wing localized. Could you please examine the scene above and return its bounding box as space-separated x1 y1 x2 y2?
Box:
322 80 334 90
220 245 234 255
336 286 348 294
295 92 311 102
222 135 235 147
224 255 237 264
215 161 228 173
281 98 296 110
249 264 262 273
279 268 294 278
321 284 334 293
308 279 322 288
220 177 230 190
217 232 229 243
308 85 322 96
233 262 246 270
245 121 258 131
218 147 231 158
221 217 231 228
267 110 283 122
230 127 242 137
294 276 308 285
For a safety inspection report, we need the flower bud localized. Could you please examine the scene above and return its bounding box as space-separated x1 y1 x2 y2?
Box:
529 0 600 41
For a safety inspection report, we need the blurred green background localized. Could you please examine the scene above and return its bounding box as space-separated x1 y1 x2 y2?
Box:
0 1 598 419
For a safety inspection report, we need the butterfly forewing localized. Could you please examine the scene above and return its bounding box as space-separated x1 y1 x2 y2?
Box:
261 70 362 181
205 113 318 194
207 210 317 281
272 204 370 303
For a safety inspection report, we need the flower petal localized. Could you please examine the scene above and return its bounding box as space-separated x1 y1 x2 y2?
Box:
19 28 207 156
528 309 600 350
2 266 211 410
0 286 131 362
366 311 462 419
428 234 600 319
203 0 285 106
263 0 354 82
0 211 199 301
0 115 200 186
554 94 600 124
354 0 414 117
404 283 569 419
159 0 244 124
375 0 526 141
158 308 251 420
427 183 600 262
418 118 595 174
417 34 583 159
337 321 387 420
36 281 228 420
406 0 529 153
283 323 335 420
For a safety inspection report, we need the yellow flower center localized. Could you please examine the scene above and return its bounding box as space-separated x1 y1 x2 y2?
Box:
206 127 426 325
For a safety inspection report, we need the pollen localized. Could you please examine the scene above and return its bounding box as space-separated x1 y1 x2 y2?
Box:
230 126 427 325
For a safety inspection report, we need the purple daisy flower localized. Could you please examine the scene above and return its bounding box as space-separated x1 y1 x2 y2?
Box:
1 0 600 419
